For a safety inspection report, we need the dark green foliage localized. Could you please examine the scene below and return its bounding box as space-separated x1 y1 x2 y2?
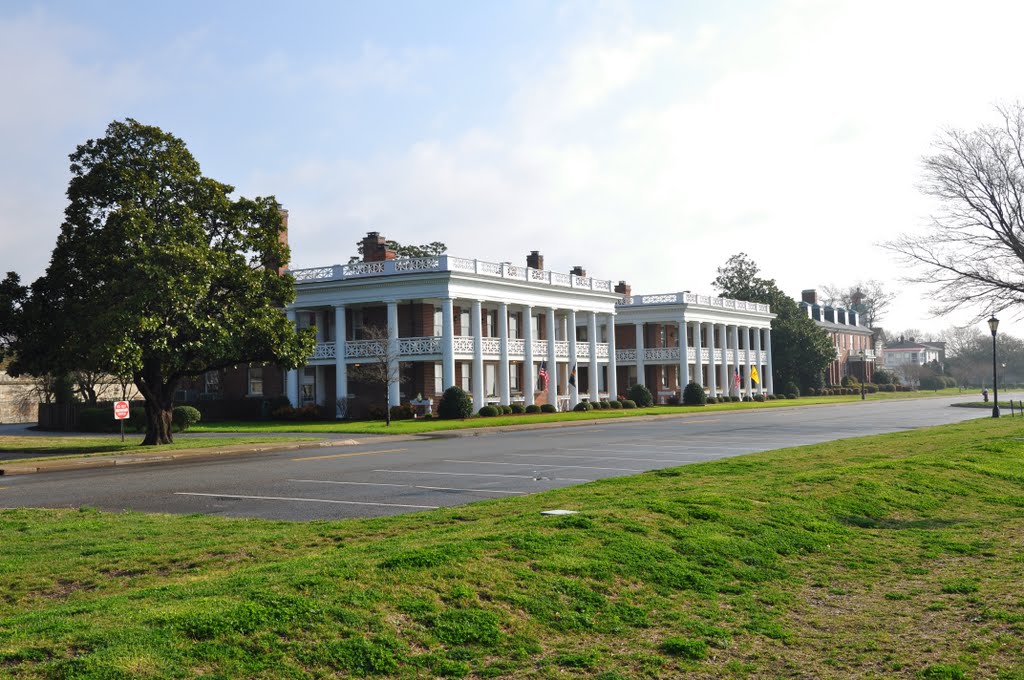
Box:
432 609 502 645
439 386 473 420
172 406 201 432
682 382 707 406
707 396 718 404
730 396 741 402
609 400 622 409
573 401 593 412
478 405 499 417
501 404 514 414
309 635 401 675
525 404 541 414
390 404 415 421
784 381 800 397
753 394 766 402
541 403 557 413
4 119 314 446
628 384 654 407
621 400 637 409
786 393 797 399
510 404 525 414
713 253 834 393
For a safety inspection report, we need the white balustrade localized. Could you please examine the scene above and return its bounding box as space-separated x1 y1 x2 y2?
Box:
342 261 385 277
311 342 336 360
554 340 570 358
478 261 502 275
533 339 549 356
453 336 475 354
551 272 572 287
508 338 525 355
616 291 771 314
291 266 338 282
618 348 637 362
577 343 590 360
346 340 388 358
398 337 443 355
481 337 500 355
395 257 440 272
596 343 609 359
700 348 710 362
448 257 476 272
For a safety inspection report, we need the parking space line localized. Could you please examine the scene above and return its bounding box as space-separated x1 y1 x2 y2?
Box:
374 469 593 482
174 492 438 509
288 479 525 495
292 448 407 461
512 452 699 464
443 459 644 472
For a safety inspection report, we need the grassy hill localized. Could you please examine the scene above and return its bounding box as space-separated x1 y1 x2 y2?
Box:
1 417 1022 678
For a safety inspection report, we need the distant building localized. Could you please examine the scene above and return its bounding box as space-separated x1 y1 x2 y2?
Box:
798 289 876 384
882 337 945 385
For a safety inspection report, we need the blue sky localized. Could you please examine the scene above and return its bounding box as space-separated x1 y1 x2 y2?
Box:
3 0 1024 337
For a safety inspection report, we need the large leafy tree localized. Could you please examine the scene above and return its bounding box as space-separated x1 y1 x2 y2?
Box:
713 253 835 392
5 119 315 445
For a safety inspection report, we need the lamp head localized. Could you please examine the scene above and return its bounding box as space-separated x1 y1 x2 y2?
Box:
988 315 1000 335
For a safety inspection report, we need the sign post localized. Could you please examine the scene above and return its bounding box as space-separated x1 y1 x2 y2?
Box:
113 401 130 442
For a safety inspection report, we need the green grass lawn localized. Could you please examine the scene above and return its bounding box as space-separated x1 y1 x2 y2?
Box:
190 388 970 434
0 436 319 462
1 416 1023 677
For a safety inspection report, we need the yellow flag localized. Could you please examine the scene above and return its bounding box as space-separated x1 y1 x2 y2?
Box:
750 366 760 384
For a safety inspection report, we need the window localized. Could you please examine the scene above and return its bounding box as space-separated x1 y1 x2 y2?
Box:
532 314 541 340
487 310 498 337
204 371 220 395
352 310 365 340
509 312 520 340
248 366 263 396
301 367 316 405
485 364 497 396
460 362 471 391
460 310 470 336
510 362 521 392
434 307 443 336
434 362 443 395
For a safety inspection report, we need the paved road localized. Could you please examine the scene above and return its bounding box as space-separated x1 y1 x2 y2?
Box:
0 397 994 521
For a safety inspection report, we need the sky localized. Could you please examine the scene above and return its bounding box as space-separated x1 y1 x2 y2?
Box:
2 0 1023 339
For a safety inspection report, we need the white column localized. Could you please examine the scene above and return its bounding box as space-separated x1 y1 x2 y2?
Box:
707 320 717 397
742 325 752 398
472 300 484 411
606 314 618 400
753 326 764 395
286 309 300 407
635 323 645 386
498 302 510 406
678 316 690 388
717 324 728 396
441 298 455 390
546 308 559 409
765 328 775 395
334 305 347 418
387 302 400 410
523 305 534 407
588 311 599 402
730 324 740 398
692 320 703 388
567 309 579 408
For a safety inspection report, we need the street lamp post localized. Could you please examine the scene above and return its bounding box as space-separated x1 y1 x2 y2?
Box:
988 315 1000 418
860 348 866 400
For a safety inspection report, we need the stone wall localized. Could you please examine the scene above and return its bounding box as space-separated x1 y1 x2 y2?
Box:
0 372 37 424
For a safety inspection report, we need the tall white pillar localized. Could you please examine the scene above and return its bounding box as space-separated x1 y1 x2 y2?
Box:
707 320 717 397
692 320 703 388
678 316 690 388
334 305 347 418
567 309 579 408
441 298 455 390
742 325 752 398
717 324 728 396
765 328 775 395
498 302 510 406
753 326 764 395
286 309 300 407
387 302 401 410
588 311 599 402
730 324 740 398
635 322 646 387
523 305 534 407
606 314 618 400
471 300 484 411
546 308 559 409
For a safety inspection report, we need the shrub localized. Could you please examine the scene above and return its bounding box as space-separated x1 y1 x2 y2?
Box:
627 383 654 408
478 405 499 417
682 381 707 406
78 407 116 433
573 402 592 412
172 405 201 431
706 396 717 404
541 403 557 413
730 395 741 402
621 399 637 409
865 383 879 393
510 403 525 414
840 375 860 388
598 401 610 409
389 404 414 421
767 394 776 400
753 393 766 402
438 386 473 420
609 400 622 409
786 393 797 399
666 392 680 406
271 405 295 419
742 395 753 402
783 381 800 397
525 404 541 414
501 404 514 415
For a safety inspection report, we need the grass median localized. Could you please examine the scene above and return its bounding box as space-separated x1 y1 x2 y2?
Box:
1 414 1022 677
190 388 970 435
0 436 321 463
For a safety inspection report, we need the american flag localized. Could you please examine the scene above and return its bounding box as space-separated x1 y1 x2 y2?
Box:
539 360 549 390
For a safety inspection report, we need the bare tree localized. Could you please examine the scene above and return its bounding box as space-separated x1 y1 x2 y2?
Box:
349 324 405 425
888 103 1024 319
820 280 896 327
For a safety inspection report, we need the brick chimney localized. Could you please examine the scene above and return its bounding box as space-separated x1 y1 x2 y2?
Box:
615 281 631 297
361 232 397 262
263 208 289 274
570 266 587 277
526 250 544 269
801 289 819 305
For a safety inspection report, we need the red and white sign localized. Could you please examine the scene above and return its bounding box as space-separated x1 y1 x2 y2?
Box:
113 401 130 420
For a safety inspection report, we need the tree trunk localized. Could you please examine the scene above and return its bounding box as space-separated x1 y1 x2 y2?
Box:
142 398 174 445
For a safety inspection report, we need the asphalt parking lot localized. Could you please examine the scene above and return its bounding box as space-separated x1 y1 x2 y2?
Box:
0 395 990 521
